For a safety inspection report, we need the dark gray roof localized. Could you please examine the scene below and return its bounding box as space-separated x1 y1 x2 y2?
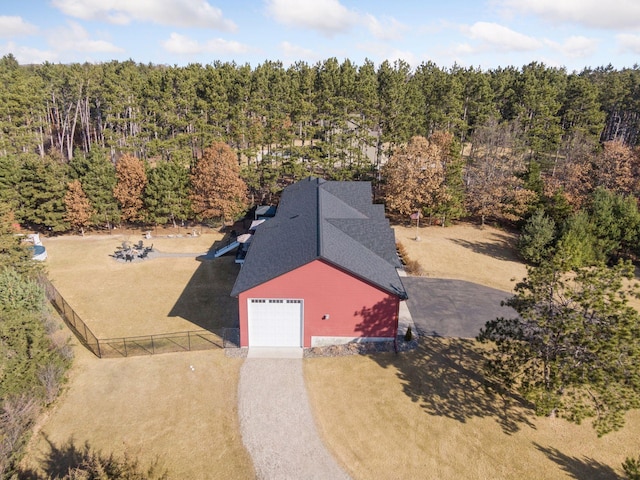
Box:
230 177 407 299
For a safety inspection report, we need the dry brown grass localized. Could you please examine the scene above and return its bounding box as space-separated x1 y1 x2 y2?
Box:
305 222 640 479
23 231 253 479
394 223 527 292
305 338 639 480
24 345 253 479
44 231 239 338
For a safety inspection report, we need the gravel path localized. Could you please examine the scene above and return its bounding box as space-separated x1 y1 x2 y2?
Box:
238 359 351 480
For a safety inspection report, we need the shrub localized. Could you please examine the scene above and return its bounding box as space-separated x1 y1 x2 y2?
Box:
623 455 640 480
404 326 413 342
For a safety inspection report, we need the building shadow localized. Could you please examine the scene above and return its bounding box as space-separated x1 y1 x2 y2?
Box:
168 236 241 332
533 443 620 480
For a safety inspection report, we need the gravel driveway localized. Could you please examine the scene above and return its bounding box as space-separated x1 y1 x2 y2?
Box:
238 358 351 480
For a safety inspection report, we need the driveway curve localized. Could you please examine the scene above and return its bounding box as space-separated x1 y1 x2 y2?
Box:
402 277 518 338
238 358 350 480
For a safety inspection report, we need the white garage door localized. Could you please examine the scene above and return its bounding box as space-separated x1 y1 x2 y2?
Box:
247 299 303 347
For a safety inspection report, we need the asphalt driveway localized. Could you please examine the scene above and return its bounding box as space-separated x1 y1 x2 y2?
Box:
402 277 518 338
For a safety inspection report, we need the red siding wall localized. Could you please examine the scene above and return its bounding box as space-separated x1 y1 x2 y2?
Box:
237 259 400 347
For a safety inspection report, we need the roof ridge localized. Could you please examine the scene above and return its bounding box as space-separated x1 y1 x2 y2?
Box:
324 218 397 268
316 178 322 257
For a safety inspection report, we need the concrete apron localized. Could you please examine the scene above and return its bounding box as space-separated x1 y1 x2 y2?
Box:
247 347 304 358
238 358 351 480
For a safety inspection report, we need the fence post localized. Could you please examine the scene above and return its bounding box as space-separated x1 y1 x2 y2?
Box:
188 331 191 351
151 335 155 354
123 338 127 357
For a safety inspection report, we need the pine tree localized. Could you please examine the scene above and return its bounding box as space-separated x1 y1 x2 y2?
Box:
17 155 69 232
72 149 120 229
145 158 191 226
478 258 640 436
190 142 247 225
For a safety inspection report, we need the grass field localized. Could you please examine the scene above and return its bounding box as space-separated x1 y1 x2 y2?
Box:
305 223 640 480
24 223 640 479
25 345 254 479
43 230 240 338
23 230 254 479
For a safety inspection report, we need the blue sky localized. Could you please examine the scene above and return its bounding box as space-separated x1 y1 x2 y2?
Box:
1 0 640 71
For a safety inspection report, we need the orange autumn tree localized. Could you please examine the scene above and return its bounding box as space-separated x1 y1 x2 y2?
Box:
190 142 247 225
64 179 93 236
113 154 147 223
382 135 449 220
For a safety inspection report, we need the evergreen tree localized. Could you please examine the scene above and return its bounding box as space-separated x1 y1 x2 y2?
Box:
72 149 120 229
17 155 69 232
555 211 601 268
623 455 640 480
479 258 640 436
145 158 191 226
517 210 556 265
0 155 21 213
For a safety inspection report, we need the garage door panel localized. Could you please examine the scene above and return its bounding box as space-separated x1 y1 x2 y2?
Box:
248 299 302 347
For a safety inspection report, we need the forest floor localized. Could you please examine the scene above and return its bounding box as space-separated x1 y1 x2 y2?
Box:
21 222 640 479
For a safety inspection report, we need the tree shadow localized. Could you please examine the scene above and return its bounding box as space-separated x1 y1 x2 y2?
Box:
534 443 620 480
355 297 535 434
18 436 89 479
168 237 241 332
354 295 399 338
449 232 521 262
18 436 168 479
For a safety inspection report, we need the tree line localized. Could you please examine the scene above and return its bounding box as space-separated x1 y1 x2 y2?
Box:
2 54 640 234
2 54 639 163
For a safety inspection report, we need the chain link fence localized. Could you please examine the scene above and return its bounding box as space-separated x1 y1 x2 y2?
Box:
41 277 233 358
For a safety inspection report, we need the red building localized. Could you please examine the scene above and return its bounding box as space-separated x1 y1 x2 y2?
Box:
231 177 407 348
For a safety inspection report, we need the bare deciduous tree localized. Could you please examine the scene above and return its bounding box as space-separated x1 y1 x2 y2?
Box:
466 118 535 225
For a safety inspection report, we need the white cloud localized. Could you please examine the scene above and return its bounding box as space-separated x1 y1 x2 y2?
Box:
52 0 236 31
365 14 408 41
162 32 249 55
0 16 38 37
544 35 599 58
617 33 640 54
49 21 123 53
266 0 358 36
0 41 57 64
461 22 542 53
497 0 640 30
280 41 315 60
